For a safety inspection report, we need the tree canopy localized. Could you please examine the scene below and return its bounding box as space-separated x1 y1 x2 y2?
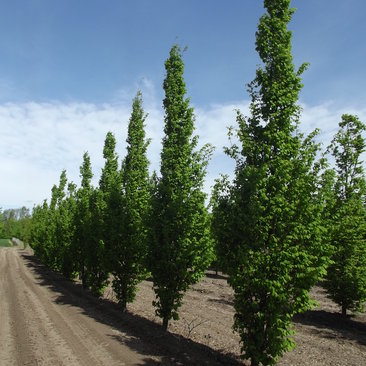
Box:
148 45 213 330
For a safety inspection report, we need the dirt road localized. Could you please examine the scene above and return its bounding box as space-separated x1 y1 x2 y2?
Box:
0 247 149 366
0 247 241 366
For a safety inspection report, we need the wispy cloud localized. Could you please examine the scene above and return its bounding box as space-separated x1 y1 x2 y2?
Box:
0 101 133 208
300 102 366 150
1 96 365 210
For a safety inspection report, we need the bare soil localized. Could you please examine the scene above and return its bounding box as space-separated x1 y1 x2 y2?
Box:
1 247 365 365
122 272 366 366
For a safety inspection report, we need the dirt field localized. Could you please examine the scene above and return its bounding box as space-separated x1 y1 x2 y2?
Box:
1 247 365 365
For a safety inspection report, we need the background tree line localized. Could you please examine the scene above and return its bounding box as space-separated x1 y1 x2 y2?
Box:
26 1 365 365
0 206 31 241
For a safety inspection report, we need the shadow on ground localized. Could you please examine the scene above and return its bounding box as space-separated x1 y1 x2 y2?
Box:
20 250 242 366
294 307 366 346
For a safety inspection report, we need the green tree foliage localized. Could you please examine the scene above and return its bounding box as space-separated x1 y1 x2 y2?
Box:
87 187 108 294
30 153 107 292
30 200 51 262
0 209 7 238
58 181 77 278
74 153 92 287
1 207 31 241
74 152 108 294
324 114 366 316
45 177 64 270
100 132 123 274
73 152 108 294
212 1 331 364
110 92 150 310
50 171 76 278
148 45 213 330
210 175 234 274
74 152 93 287
30 170 76 278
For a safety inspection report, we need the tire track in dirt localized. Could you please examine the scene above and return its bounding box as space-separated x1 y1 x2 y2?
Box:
0 249 18 365
7 248 83 365
0 248 146 366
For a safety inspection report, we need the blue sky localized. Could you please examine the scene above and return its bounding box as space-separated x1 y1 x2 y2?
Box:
1 0 366 209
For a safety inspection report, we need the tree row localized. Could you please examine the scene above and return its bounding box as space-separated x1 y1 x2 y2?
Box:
29 1 366 365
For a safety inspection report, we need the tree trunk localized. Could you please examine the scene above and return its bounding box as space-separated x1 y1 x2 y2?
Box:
81 267 87 289
342 304 347 317
162 317 169 331
119 287 127 312
119 300 127 312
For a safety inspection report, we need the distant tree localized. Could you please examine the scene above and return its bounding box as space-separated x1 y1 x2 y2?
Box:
46 172 67 271
0 209 6 238
212 1 331 364
148 45 213 330
0 207 32 245
77 152 109 294
58 181 77 278
30 200 51 262
2 209 16 238
100 132 122 275
30 172 65 270
110 91 150 310
325 114 366 316
52 170 76 278
87 186 108 294
74 152 94 288
210 175 234 274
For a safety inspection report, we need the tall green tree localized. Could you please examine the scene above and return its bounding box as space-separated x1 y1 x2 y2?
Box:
77 152 108 294
30 200 51 262
58 181 77 278
325 114 366 316
148 45 213 330
111 91 150 310
212 1 331 364
47 170 67 271
87 186 108 294
210 175 234 274
74 152 94 288
100 132 122 274
52 170 76 278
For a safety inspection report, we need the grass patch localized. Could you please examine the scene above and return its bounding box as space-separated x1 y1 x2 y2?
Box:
0 238 12 247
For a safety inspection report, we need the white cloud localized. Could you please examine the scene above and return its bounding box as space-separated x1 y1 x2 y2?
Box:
300 102 366 151
1 97 365 210
0 101 139 208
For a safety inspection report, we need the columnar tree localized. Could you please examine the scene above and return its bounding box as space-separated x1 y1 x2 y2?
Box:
30 200 50 262
50 170 76 278
212 1 331 364
325 114 366 316
148 45 213 330
59 181 77 279
100 132 122 274
210 175 234 274
74 152 94 288
111 91 150 310
75 152 108 294
49 170 68 271
88 186 108 294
